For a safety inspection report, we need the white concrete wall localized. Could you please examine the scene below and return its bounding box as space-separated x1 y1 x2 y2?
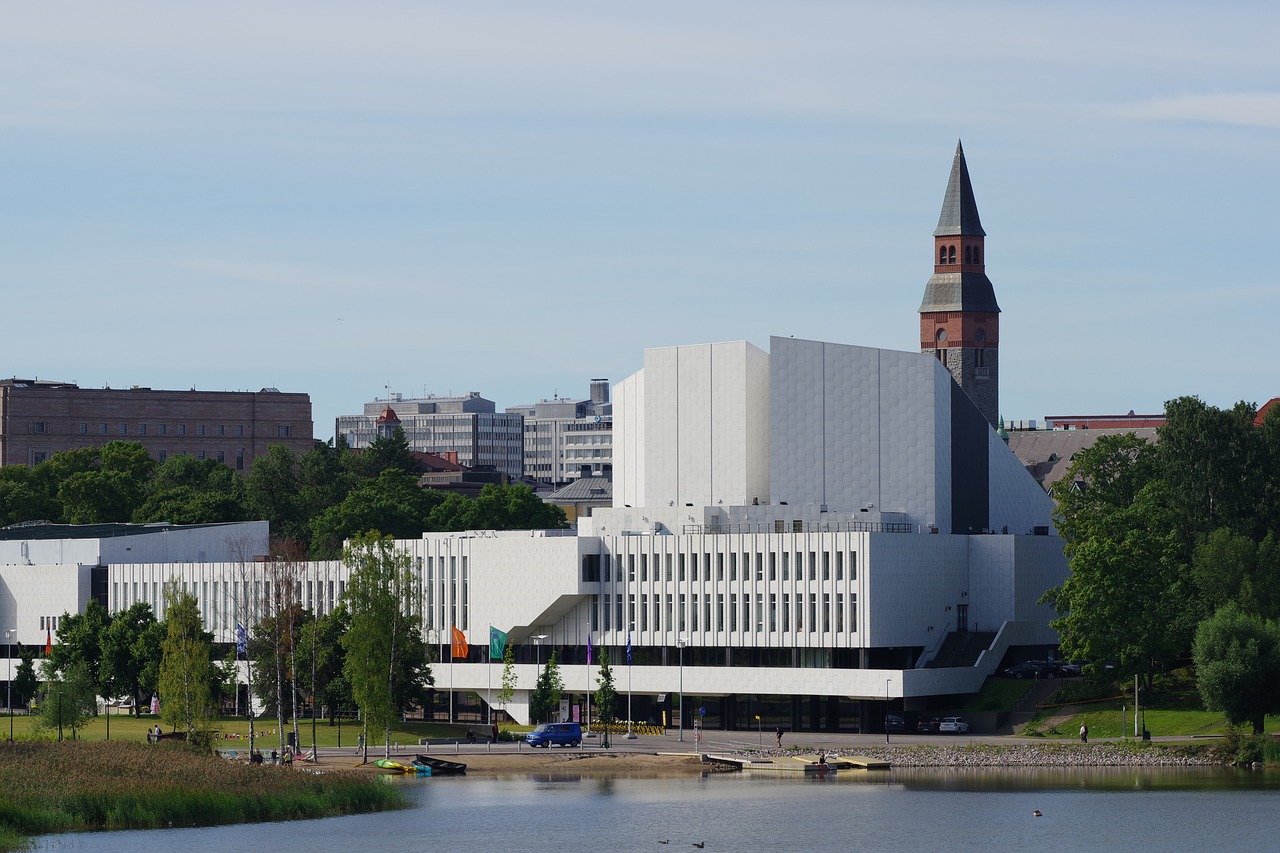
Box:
0 522 268 567
770 338 943 528
987 428 1057 536
612 371 644 509
0 565 91 647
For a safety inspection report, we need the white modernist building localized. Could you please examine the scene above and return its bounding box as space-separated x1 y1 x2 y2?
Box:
424 335 1068 733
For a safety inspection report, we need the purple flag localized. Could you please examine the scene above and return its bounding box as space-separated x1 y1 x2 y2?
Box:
587 632 593 666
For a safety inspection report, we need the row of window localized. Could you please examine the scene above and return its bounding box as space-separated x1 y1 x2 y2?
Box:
31 422 292 438
596 549 856 585
590 591 856 635
38 616 61 631
938 244 981 265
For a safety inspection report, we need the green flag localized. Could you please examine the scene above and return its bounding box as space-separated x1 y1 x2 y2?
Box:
489 626 508 660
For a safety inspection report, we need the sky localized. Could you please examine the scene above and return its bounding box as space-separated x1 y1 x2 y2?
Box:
3 2 1279 441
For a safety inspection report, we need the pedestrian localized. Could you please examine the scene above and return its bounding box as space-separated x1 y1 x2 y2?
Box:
1080 723 1088 743
775 726 784 748
492 722 499 743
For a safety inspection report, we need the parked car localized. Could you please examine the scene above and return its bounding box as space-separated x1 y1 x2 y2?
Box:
1002 661 1055 680
916 718 942 734
938 717 970 734
1056 662 1083 677
884 714 908 733
525 722 583 748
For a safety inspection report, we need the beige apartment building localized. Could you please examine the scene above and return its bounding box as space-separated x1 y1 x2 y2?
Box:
0 379 314 470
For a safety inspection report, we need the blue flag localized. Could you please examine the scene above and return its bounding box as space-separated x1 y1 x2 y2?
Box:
587 632 592 667
626 631 632 666
235 622 248 655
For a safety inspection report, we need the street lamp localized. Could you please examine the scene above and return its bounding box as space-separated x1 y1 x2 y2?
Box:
5 629 14 743
533 634 548 721
677 636 687 742
885 678 891 745
626 623 636 739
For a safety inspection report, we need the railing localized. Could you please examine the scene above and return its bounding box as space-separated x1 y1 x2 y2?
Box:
680 521 913 535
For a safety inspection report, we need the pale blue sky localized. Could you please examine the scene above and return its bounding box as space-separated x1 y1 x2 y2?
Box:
3 2 1278 441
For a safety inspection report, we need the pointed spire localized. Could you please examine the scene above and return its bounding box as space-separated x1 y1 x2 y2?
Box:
934 140 986 237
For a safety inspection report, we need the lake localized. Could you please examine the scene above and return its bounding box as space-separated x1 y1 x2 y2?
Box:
30 766 1280 852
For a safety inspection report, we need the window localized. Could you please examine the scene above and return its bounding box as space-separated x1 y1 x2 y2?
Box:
32 422 45 434
235 425 244 437
823 552 830 580
939 246 946 264
277 425 292 437
235 450 244 470
729 553 737 581
964 245 972 264
756 553 763 581
640 594 649 630
640 554 647 582
976 348 987 367
138 424 146 435
678 553 685 581
178 424 186 436
98 423 107 435
119 423 127 435
158 424 167 436
217 425 225 436
948 245 956 264
197 424 205 436
974 247 981 264
78 423 87 435
32 451 47 465
159 450 167 462
729 594 738 631
216 451 225 462
783 594 791 632
196 451 205 460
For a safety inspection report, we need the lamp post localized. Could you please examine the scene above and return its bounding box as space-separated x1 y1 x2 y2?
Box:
677 636 687 742
885 678 891 745
4 629 14 743
626 624 636 739
533 634 548 722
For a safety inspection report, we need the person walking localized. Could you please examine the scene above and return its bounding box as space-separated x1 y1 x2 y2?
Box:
775 726 784 749
1080 723 1088 743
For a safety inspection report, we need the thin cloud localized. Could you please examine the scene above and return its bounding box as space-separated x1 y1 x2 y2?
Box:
1120 93 1280 129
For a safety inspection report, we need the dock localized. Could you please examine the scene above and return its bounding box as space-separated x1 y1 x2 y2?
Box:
702 754 890 772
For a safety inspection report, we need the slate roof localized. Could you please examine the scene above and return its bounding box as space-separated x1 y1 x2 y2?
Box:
918 272 1001 313
934 140 986 237
544 477 612 504
1006 428 1159 491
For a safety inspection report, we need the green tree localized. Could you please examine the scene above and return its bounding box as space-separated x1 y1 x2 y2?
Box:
1042 479 1192 688
0 465 61 526
100 602 163 713
529 651 564 724
310 470 441 558
1193 604 1280 734
245 445 306 543
341 533 430 760
158 586 214 734
12 648 38 709
49 600 111 693
354 426 417 478
1158 397 1266 541
594 648 617 747
56 441 156 523
39 661 97 741
296 602 352 728
497 643 518 723
1192 530 1280 621
427 483 568 532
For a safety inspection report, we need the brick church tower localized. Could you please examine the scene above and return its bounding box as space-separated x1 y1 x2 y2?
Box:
919 141 1001 428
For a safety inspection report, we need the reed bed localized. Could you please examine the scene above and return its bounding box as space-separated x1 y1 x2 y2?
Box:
0 740 403 848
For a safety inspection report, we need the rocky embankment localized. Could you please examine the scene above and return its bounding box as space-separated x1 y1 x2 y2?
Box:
741 742 1223 767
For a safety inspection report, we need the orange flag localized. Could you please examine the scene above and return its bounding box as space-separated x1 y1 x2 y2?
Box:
451 626 469 659
45 627 52 655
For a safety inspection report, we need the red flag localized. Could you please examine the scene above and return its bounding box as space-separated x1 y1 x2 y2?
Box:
451 626 469 659
45 627 52 655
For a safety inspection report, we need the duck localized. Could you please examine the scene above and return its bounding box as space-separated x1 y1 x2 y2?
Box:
1033 810 1043 818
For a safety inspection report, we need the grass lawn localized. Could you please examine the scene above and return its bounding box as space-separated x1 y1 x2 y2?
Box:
1 711 500 747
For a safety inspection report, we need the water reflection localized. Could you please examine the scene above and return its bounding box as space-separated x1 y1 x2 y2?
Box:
30 767 1280 853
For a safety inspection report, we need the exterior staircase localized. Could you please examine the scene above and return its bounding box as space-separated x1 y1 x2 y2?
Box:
924 630 997 668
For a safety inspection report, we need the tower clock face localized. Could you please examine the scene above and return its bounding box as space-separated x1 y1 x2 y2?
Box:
975 328 985 342
936 329 947 343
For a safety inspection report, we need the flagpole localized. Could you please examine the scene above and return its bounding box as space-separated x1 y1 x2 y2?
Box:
486 643 491 726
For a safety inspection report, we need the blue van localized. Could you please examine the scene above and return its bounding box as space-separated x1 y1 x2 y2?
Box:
525 722 583 748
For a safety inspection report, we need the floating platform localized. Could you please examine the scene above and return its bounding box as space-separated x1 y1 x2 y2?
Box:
703 754 890 772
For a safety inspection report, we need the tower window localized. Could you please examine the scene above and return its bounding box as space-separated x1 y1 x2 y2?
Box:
975 348 986 367
936 329 947 343
939 247 946 264
974 247 981 264
964 246 972 264
948 245 956 264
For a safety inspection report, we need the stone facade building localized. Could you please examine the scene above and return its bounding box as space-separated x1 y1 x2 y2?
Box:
0 380 314 469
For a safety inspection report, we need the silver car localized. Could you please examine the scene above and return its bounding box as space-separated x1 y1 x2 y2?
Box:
938 716 970 734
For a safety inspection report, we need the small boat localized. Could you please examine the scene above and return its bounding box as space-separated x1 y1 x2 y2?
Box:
373 758 415 773
414 754 468 776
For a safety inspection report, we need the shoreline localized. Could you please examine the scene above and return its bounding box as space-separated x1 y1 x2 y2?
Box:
315 740 1226 776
